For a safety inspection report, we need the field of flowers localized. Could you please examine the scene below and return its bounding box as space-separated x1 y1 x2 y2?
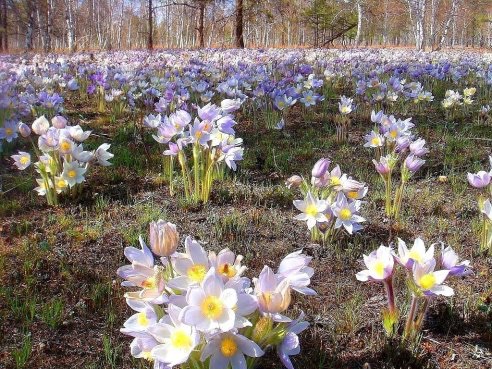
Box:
0 48 491 369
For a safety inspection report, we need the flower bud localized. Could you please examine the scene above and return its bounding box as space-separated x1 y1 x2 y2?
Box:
18 122 31 137
32 115 50 135
149 220 179 257
285 175 303 189
311 158 330 178
52 116 67 129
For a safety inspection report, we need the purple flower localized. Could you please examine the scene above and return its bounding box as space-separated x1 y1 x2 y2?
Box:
373 156 391 176
440 245 471 277
410 138 429 157
467 171 491 188
18 122 31 138
0 120 18 142
277 313 309 369
404 154 425 173
311 157 330 178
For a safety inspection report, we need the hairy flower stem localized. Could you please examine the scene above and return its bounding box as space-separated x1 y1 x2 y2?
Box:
384 277 396 314
168 157 174 196
193 143 200 202
392 179 406 221
403 295 418 341
384 175 392 219
414 297 430 333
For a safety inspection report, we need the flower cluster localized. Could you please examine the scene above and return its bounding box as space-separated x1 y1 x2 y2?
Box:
144 100 244 203
288 158 367 243
366 110 428 222
117 220 315 369
467 156 492 253
11 116 113 205
357 238 471 341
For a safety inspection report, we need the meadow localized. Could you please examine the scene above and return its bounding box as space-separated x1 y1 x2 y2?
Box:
0 48 491 369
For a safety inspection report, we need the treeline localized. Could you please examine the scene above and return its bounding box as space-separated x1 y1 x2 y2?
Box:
0 0 491 53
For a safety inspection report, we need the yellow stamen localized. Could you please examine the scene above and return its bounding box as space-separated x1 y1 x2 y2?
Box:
68 169 77 178
339 208 352 221
170 329 193 349
60 141 71 151
137 312 149 326
347 191 358 199
330 176 341 186
220 337 238 358
187 264 207 282
200 296 223 320
5 128 13 135
305 204 318 217
218 263 236 278
419 273 436 290
371 137 381 146
20 156 29 165
408 250 423 263
141 276 157 289
373 261 385 278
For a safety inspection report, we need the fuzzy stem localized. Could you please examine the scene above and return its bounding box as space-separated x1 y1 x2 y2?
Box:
403 294 418 340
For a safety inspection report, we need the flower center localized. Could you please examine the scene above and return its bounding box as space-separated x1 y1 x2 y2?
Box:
330 176 341 186
347 191 358 199
220 337 238 358
218 263 236 278
141 351 153 361
339 208 352 221
57 179 67 188
68 170 77 178
5 128 13 135
200 296 224 320
408 250 423 263
371 137 381 146
419 273 436 290
341 106 350 114
137 312 149 326
141 276 157 289
390 130 398 138
170 329 192 350
20 156 29 165
187 264 207 282
60 141 71 151
305 204 318 217
373 261 385 278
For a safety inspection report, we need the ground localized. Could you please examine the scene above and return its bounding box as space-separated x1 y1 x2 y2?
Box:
0 97 491 369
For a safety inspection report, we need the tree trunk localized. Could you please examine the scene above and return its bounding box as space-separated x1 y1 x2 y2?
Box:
355 1 363 46
25 1 35 51
436 0 458 50
235 0 244 48
65 0 76 52
0 0 4 51
148 0 153 50
197 1 205 48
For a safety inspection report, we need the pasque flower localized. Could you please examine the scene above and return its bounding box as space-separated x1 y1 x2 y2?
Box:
413 259 453 297
356 245 394 282
11 151 31 170
440 245 471 277
467 171 491 188
277 313 309 369
394 238 434 269
332 193 365 234
293 192 329 230
254 266 292 322
149 304 200 366
179 268 238 332
149 220 179 257
201 332 264 369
